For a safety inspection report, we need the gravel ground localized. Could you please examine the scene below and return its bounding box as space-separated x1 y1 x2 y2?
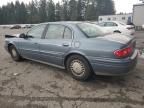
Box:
0 28 144 108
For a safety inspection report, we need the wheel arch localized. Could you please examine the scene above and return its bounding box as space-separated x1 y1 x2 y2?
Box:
64 52 93 72
113 30 121 33
8 43 15 52
7 42 18 52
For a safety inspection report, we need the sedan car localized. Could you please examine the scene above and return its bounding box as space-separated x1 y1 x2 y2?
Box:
4 22 138 81
98 21 135 35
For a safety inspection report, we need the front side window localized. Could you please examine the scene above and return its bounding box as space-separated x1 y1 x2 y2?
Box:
27 24 46 38
106 22 117 26
77 23 105 38
45 25 65 39
98 22 106 27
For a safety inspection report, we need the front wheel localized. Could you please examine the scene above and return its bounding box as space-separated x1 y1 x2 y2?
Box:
66 55 92 81
9 45 22 61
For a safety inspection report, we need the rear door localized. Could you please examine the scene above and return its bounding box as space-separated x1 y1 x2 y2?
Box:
39 24 73 66
19 24 47 60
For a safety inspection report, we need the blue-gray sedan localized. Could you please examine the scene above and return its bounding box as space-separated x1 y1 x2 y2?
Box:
4 22 138 81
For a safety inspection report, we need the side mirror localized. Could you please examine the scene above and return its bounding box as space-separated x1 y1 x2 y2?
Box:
19 33 27 38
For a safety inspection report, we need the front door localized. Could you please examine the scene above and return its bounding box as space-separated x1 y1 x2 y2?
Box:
19 24 47 60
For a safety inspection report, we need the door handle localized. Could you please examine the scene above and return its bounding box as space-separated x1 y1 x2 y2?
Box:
62 43 69 47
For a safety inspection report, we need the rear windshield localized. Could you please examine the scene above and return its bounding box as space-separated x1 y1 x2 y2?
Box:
77 23 106 38
119 22 126 26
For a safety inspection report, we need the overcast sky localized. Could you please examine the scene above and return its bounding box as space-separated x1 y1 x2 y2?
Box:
0 0 142 13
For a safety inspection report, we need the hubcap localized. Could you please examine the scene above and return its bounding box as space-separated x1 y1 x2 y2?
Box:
70 60 85 76
11 49 17 57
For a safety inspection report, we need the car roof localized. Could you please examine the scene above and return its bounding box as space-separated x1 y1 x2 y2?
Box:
99 21 119 23
41 21 85 25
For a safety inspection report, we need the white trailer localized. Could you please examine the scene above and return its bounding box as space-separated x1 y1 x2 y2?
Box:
98 14 132 24
133 3 144 29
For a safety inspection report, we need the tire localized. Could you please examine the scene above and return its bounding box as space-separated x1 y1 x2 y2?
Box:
9 45 22 61
66 55 92 81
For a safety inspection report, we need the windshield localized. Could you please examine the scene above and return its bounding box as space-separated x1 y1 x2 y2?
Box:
77 23 106 38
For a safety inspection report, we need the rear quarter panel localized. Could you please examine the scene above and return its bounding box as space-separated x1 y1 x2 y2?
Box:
76 38 123 59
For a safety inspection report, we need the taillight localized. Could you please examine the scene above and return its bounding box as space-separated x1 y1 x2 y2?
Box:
114 47 133 58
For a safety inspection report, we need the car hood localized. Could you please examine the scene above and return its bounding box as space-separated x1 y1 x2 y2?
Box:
98 33 133 44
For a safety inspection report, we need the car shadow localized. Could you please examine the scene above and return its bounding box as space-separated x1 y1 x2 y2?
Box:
22 59 130 88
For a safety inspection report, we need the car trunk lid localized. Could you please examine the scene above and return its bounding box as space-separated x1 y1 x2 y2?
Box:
98 34 136 58
98 33 134 44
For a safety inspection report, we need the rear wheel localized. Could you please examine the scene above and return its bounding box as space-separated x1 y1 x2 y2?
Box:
9 45 22 61
66 55 92 81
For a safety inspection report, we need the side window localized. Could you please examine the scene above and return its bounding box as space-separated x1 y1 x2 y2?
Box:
113 23 118 26
106 22 113 26
64 27 72 39
106 22 117 27
99 22 106 27
27 24 46 38
45 25 65 39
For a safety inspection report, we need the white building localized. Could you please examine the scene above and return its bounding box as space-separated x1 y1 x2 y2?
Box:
98 14 132 24
133 3 144 28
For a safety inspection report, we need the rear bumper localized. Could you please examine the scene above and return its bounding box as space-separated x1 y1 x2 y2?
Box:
88 50 138 76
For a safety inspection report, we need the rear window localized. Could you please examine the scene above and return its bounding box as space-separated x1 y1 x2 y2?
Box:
77 23 106 38
119 22 126 26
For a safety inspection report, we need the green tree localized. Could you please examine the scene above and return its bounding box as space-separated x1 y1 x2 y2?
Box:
15 1 22 23
77 0 86 20
39 0 47 22
19 2 27 23
85 0 97 20
47 0 55 22
69 0 78 21
55 2 61 21
0 0 116 24
62 0 70 21
96 0 115 19
6 2 16 24
104 0 115 15
0 8 2 24
28 0 40 23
